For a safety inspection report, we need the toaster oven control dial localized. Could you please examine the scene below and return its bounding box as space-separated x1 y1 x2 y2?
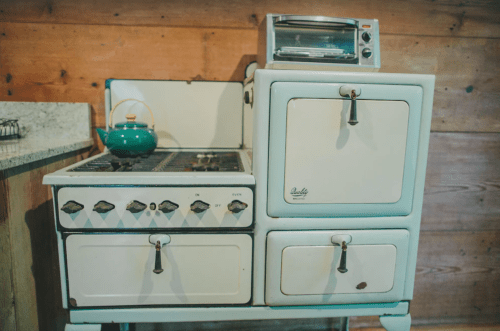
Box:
126 200 147 213
362 31 372 43
190 200 210 213
362 48 372 58
227 200 248 214
158 200 179 213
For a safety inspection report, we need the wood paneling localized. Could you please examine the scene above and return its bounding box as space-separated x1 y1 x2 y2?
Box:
0 0 499 38
0 22 499 132
412 231 500 323
422 133 500 231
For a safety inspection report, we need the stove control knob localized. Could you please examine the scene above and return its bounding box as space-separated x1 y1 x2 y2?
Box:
361 31 372 43
158 200 179 213
190 200 210 213
126 200 147 213
93 200 115 213
227 200 248 214
61 200 84 214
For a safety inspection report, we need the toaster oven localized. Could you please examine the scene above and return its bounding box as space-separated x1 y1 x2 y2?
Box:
257 14 380 71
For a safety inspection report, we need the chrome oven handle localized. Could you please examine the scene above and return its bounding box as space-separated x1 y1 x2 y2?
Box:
149 235 171 274
275 15 358 28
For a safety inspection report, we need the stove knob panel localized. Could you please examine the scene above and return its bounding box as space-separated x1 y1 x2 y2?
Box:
190 200 210 213
61 200 84 214
93 200 115 213
126 200 148 213
227 200 248 214
158 200 179 213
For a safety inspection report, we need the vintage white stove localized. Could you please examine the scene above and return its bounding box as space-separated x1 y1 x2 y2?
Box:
43 14 435 331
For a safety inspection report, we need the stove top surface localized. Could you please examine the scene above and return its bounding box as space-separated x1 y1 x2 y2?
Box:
71 151 244 172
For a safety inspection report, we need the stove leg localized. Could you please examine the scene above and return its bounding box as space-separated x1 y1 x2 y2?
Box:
120 323 130 331
379 313 411 331
65 324 102 331
339 316 349 331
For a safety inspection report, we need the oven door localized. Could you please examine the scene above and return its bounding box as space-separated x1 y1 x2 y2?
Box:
267 81 423 217
265 230 409 306
65 234 252 307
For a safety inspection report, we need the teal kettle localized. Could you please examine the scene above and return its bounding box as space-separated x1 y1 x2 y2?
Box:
96 99 158 158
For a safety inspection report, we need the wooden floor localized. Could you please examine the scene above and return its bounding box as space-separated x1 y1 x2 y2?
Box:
101 323 500 331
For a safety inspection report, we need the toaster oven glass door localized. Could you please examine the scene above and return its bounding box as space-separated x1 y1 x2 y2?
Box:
267 82 423 217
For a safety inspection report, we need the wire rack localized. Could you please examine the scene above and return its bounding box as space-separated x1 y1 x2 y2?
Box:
0 118 21 140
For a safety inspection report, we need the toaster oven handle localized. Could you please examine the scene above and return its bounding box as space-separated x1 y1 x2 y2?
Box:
275 15 358 28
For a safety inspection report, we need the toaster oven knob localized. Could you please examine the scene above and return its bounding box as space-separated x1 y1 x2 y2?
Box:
362 48 372 58
126 200 147 213
190 200 210 213
362 31 372 43
93 200 115 213
158 200 179 213
61 200 84 214
227 200 248 214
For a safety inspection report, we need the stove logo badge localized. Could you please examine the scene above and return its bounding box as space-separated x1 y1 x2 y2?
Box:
290 187 308 199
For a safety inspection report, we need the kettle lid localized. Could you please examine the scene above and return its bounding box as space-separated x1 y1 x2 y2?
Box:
114 114 148 128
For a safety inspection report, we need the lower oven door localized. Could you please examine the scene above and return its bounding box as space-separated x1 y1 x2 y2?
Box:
65 233 252 307
265 230 409 306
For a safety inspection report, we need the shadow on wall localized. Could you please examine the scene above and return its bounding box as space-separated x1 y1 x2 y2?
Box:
25 200 68 331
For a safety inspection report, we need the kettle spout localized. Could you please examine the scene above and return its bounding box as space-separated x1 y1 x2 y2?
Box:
96 128 108 145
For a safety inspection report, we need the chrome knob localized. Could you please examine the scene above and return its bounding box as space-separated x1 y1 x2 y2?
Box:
126 200 147 213
227 200 248 214
190 200 210 213
61 200 84 214
93 200 115 213
158 200 179 213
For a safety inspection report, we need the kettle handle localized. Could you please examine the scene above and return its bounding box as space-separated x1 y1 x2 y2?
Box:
109 98 155 130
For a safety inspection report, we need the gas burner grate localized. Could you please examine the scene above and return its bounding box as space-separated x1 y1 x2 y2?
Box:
70 151 244 172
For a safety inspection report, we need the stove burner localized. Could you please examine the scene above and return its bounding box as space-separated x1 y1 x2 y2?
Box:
71 151 244 172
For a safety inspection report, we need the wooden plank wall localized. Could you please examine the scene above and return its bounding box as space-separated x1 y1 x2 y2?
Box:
0 1 499 330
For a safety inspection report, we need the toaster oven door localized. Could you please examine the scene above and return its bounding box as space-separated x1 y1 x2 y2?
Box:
267 81 423 217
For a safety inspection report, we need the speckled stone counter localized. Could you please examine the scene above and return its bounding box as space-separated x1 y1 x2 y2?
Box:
0 138 93 170
0 102 93 171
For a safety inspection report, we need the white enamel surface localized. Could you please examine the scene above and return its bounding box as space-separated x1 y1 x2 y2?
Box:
284 99 409 204
251 69 434 305
265 229 409 306
109 80 243 148
58 187 253 229
66 234 252 307
281 245 397 295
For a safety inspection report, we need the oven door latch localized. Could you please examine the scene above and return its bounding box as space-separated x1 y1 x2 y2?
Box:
339 85 361 126
149 234 171 274
331 234 353 274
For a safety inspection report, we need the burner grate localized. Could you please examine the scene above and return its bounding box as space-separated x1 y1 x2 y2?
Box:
70 151 244 172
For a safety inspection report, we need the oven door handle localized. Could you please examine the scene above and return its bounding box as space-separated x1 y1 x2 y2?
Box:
275 15 358 28
149 235 171 274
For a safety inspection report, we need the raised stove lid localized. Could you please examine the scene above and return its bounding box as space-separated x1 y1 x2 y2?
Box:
107 80 243 149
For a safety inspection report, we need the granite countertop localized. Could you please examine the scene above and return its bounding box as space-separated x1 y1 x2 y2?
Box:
0 102 93 171
0 138 93 171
